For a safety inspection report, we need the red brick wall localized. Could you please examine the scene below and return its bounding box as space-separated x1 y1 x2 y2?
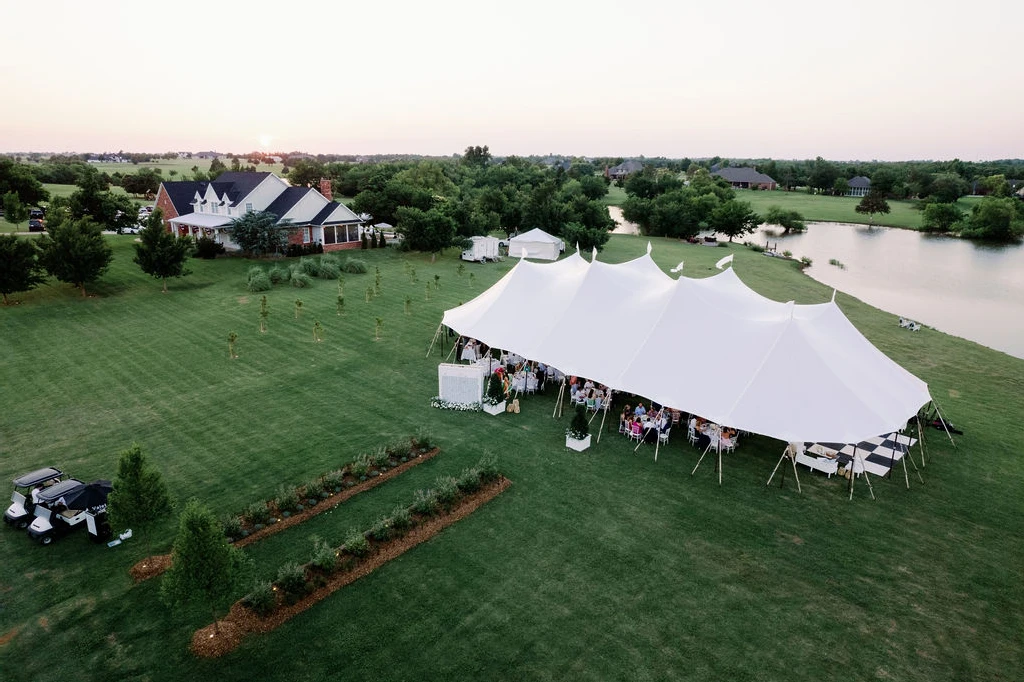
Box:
324 241 361 252
286 228 306 245
154 185 179 233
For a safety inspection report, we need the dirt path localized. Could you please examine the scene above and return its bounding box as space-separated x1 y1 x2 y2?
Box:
608 206 639 235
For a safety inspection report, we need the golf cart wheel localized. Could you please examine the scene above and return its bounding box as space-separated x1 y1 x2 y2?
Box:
39 534 54 546
16 519 29 530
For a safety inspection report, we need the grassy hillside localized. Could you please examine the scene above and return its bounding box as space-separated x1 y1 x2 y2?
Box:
0 236 1020 681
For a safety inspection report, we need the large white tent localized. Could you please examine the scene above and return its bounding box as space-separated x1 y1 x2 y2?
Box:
441 248 932 445
508 228 564 261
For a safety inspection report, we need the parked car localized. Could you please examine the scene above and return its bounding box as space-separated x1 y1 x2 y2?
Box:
29 208 45 219
4 467 67 529
28 219 45 232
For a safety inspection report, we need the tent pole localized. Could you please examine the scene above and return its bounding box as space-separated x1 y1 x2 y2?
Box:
859 450 876 500
426 323 443 358
445 335 460 363
931 400 957 448
767 445 802 493
916 415 927 467
691 441 713 477
904 445 925 484
552 378 565 419
901 450 911 489
595 398 610 444
654 433 660 462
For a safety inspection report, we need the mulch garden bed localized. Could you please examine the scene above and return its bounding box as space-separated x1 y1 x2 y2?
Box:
129 446 441 583
189 475 512 658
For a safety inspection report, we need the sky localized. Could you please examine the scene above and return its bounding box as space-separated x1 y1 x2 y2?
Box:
1 0 1020 161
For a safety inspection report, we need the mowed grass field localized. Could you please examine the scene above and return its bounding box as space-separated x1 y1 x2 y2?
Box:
0 235 1021 681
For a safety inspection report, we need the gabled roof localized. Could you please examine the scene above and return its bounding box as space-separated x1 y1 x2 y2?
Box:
311 201 362 225
263 186 312 222
160 181 206 215
848 176 872 189
713 167 776 185
609 160 644 175
210 172 273 206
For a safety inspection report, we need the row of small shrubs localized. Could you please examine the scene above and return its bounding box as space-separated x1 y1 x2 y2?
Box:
241 457 501 614
223 434 437 540
246 256 366 292
285 242 325 257
360 232 387 249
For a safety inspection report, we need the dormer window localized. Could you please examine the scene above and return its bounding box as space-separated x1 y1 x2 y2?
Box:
245 203 253 213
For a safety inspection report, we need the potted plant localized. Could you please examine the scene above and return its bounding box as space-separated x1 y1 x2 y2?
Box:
482 374 506 416
565 406 592 451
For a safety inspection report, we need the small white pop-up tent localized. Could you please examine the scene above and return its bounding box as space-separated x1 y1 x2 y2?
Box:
441 247 932 446
508 228 564 261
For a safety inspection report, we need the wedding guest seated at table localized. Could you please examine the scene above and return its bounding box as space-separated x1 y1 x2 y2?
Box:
634 402 647 418
583 379 594 391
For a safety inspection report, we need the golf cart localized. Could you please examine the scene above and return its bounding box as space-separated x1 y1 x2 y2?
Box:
27 479 113 545
4 467 67 529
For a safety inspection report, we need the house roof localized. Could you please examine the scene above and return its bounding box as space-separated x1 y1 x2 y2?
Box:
160 181 206 215
263 186 312 221
712 167 776 185
211 172 273 206
609 160 644 175
311 201 362 225
167 212 232 228
848 176 872 189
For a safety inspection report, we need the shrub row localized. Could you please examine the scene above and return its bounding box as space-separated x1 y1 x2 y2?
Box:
245 256 366 292
223 433 436 541
241 456 500 614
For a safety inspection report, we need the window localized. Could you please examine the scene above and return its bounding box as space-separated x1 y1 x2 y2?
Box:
210 203 217 215
245 202 253 213
303 227 311 244
323 226 337 245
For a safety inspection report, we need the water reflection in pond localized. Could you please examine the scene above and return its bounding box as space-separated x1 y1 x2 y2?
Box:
744 222 1024 359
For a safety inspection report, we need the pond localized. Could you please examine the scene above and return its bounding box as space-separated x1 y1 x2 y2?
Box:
744 222 1024 359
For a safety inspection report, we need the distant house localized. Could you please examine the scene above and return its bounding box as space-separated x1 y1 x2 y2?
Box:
607 160 644 181
847 176 872 197
153 172 364 252
712 167 777 191
194 151 221 160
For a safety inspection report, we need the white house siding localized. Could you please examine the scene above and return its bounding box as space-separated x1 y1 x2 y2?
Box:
242 175 289 213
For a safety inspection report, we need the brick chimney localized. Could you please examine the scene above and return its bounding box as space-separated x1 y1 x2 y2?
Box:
319 177 332 201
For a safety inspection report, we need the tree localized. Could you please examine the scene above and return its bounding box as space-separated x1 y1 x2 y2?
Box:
929 173 969 203
395 206 457 260
462 145 492 167
832 178 850 196
921 202 964 233
37 217 113 296
959 197 1023 242
133 209 193 292
561 221 610 253
107 443 172 536
764 206 806 233
579 175 608 201
226 211 286 257
0 234 46 304
160 499 246 633
208 158 227 180
709 200 760 241
855 191 891 225
0 158 49 206
3 191 29 229
870 167 899 196
807 157 838 192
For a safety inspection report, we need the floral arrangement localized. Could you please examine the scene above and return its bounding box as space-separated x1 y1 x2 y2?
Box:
430 397 481 412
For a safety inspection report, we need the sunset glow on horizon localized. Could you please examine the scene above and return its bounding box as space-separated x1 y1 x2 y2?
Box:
2 0 1020 161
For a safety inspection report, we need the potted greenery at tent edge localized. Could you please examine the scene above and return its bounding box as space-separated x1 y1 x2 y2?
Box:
482 374 506 416
565 405 591 451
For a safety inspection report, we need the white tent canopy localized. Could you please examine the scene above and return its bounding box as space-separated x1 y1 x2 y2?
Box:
508 228 564 261
441 249 931 445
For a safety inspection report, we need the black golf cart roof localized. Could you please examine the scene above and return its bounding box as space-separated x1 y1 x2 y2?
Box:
35 479 85 503
13 468 64 487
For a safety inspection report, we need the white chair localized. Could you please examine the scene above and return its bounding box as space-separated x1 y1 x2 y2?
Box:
720 435 735 453
687 420 697 446
525 374 538 394
659 426 671 445
628 422 643 443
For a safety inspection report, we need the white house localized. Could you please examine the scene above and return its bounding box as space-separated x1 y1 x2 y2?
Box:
154 172 363 251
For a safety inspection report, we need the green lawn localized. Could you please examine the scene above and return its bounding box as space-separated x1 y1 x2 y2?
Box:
0 237 1020 681
600 183 628 206
739 190 982 230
